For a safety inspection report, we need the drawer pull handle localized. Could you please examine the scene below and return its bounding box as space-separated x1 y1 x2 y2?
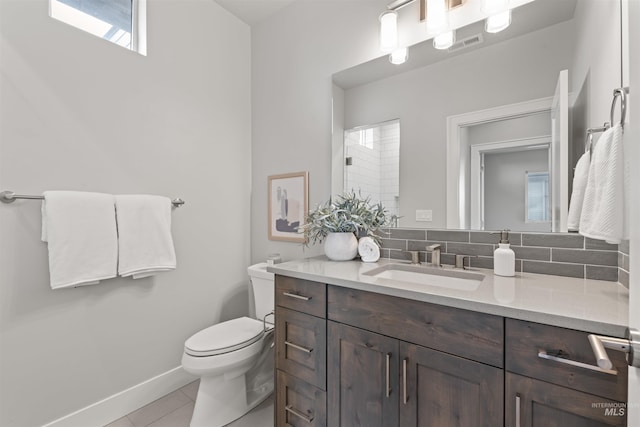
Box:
537 350 617 375
386 353 391 398
285 341 313 354
402 358 408 404
285 405 314 423
282 291 312 301
515 395 521 427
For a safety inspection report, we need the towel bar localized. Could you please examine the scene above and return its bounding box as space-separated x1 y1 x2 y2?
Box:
0 191 185 207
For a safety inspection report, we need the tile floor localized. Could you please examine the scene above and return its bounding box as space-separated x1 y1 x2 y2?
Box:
104 380 273 427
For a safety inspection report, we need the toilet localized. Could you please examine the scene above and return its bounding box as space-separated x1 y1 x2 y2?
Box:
181 263 275 427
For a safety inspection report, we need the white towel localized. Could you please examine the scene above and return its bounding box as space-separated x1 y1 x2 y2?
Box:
115 195 176 279
567 151 590 231
41 191 118 289
579 124 627 244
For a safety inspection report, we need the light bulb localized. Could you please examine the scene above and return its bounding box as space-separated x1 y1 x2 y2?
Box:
426 0 448 35
389 47 408 65
433 30 455 50
379 11 398 52
485 9 511 33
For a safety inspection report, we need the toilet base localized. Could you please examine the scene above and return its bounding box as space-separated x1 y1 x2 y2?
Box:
190 373 271 427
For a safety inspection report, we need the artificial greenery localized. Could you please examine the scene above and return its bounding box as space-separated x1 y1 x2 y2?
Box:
298 191 395 246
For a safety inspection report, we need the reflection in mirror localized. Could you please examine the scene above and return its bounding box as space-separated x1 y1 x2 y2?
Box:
331 0 623 232
344 120 400 222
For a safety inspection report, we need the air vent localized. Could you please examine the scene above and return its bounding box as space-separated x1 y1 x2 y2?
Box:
448 33 484 53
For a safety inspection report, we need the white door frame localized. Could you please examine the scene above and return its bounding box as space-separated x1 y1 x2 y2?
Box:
469 136 551 230
446 96 553 229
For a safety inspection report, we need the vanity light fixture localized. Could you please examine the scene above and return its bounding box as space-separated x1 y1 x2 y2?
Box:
481 0 512 33
389 47 409 64
433 29 456 49
379 10 399 52
485 9 511 33
425 0 449 35
380 0 465 58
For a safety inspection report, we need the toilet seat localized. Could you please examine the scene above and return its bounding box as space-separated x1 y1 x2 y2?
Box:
185 317 264 357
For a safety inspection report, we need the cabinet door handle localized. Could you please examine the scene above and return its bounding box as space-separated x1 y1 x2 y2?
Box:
282 291 312 301
285 405 314 423
285 341 313 353
538 350 617 375
515 395 521 427
385 353 391 398
402 358 408 404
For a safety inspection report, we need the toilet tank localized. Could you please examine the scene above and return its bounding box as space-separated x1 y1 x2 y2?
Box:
247 263 275 322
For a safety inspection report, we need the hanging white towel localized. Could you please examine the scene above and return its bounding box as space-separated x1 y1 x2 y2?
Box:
567 151 590 231
579 124 627 244
115 195 176 279
41 191 118 289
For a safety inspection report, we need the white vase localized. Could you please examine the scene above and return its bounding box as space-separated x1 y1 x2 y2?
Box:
324 232 358 261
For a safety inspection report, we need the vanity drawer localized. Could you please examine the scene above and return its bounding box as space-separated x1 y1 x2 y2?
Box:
276 275 326 318
276 306 327 390
505 319 628 402
327 285 504 367
276 370 326 427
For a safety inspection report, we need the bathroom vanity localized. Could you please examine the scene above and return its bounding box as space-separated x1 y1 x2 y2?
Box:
270 257 629 427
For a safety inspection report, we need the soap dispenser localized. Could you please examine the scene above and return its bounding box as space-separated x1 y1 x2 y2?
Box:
493 229 515 277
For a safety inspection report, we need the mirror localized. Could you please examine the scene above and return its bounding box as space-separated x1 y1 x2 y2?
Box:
331 0 624 231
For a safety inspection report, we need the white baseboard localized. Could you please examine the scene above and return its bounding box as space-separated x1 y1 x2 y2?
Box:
42 366 197 427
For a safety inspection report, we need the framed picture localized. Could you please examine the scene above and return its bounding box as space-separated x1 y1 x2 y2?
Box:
268 172 308 242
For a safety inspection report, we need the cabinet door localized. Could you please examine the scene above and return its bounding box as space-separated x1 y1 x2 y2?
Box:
506 373 626 427
400 342 504 427
327 321 399 427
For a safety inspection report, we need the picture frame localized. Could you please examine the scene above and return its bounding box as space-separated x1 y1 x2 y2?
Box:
268 172 309 242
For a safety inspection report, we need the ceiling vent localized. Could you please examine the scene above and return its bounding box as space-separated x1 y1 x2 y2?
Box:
448 33 484 53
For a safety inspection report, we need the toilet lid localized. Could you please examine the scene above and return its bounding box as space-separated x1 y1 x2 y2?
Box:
184 317 264 357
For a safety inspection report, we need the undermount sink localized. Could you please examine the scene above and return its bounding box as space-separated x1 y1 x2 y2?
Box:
363 263 485 291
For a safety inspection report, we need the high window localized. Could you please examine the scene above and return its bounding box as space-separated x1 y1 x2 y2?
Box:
50 0 146 55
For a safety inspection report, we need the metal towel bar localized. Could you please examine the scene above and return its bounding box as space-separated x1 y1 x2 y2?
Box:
0 190 185 207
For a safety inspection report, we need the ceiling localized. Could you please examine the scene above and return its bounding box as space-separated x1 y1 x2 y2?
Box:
214 0 298 26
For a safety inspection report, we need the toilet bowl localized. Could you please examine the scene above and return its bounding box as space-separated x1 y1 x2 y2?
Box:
181 263 275 427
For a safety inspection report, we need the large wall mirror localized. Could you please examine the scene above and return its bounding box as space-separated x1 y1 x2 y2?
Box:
332 0 626 232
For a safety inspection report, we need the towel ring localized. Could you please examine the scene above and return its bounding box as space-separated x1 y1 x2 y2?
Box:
610 87 629 130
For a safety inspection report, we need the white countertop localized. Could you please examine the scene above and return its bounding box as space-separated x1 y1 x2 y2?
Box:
268 256 629 337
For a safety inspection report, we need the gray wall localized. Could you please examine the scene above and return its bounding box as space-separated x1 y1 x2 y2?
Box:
251 0 390 263
484 149 550 232
0 1 251 425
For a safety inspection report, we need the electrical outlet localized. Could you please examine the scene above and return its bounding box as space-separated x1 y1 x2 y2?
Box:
416 210 433 222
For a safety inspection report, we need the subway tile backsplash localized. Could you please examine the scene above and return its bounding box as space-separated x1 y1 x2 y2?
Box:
380 228 626 283
618 239 630 288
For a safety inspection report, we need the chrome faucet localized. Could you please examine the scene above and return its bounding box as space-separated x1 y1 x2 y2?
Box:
426 244 441 267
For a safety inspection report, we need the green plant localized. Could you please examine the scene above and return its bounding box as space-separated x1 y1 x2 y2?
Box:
298 191 395 246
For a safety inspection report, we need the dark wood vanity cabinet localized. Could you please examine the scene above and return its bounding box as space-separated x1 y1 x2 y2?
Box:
327 322 400 426
274 275 628 427
505 319 628 427
401 342 503 427
326 285 504 427
275 276 327 426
